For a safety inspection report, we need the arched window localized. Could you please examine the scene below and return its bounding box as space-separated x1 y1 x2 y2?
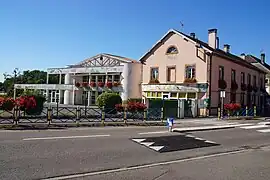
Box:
166 46 178 54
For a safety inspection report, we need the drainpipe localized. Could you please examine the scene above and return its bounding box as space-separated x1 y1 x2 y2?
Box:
206 52 213 116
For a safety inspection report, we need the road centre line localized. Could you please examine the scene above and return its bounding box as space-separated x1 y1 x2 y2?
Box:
43 149 249 180
23 134 110 141
138 131 168 135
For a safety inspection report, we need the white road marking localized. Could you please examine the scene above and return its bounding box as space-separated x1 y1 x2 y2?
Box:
140 142 155 147
132 139 146 143
138 131 168 135
204 140 217 144
42 149 248 180
185 134 195 138
149 146 164 151
23 134 110 141
257 129 270 133
240 125 268 129
194 137 205 141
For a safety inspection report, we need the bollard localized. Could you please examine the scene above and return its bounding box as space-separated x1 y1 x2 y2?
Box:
76 106 80 125
143 109 147 122
123 107 127 124
246 106 248 116
161 107 164 122
101 106 105 126
47 107 52 125
218 107 221 120
14 106 18 125
254 106 256 117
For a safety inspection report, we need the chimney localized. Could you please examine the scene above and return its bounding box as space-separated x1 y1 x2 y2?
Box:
190 33 196 38
261 53 265 64
240 53 245 59
216 37 219 49
208 28 217 49
224 44 230 53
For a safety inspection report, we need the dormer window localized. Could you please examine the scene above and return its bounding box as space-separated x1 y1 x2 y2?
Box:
166 46 178 54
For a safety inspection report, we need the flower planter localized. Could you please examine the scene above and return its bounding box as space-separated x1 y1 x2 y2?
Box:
98 82 104 87
247 84 253 92
82 82 89 88
90 81 96 87
183 78 197 84
106 82 113 89
113 82 121 87
148 79 160 84
241 84 247 91
218 79 227 89
231 81 238 91
75 82 81 88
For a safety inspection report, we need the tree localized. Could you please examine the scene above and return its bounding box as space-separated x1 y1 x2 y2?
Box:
3 69 60 97
0 82 3 91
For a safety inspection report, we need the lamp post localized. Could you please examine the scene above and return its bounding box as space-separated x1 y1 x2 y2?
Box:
3 68 20 99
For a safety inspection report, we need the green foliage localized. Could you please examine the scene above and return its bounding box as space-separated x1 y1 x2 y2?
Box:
2 69 59 97
96 92 122 110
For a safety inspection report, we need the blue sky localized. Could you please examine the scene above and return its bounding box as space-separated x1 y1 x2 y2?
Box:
1 0 269 82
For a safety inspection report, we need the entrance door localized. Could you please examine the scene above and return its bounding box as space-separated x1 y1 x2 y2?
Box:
163 100 178 118
184 99 193 117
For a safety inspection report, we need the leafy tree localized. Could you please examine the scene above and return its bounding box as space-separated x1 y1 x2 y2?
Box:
3 69 60 97
96 92 122 114
0 82 4 91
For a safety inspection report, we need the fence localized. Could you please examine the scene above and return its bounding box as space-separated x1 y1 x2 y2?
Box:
217 106 260 119
0 106 168 125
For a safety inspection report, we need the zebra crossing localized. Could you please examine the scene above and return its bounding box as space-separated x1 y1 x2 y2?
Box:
238 122 270 133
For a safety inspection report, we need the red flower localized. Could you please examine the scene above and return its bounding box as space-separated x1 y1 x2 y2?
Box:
106 82 113 88
75 82 81 88
98 82 104 87
127 102 147 112
90 81 96 87
0 97 16 111
224 103 241 111
82 82 89 87
17 96 37 110
115 104 124 112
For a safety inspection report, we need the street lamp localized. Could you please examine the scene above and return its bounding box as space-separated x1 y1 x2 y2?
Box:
3 68 20 99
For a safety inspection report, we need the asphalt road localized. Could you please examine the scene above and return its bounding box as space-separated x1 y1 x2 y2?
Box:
0 121 270 180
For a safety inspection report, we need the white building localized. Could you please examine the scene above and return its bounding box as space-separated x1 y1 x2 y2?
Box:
14 53 142 105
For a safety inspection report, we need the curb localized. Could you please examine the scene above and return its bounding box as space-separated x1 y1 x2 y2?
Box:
172 126 236 133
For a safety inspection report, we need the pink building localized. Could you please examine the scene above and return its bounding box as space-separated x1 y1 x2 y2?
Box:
140 28 268 117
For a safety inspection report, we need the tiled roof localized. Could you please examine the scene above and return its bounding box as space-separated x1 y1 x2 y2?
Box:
139 29 266 73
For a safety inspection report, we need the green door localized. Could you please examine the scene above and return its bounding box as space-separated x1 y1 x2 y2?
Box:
163 100 178 118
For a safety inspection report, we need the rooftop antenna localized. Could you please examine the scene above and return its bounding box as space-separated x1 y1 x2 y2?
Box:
260 49 264 54
179 21 184 32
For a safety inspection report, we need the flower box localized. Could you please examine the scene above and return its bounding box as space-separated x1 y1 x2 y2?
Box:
98 82 104 87
148 79 160 84
82 82 89 88
231 81 238 91
113 82 121 87
253 86 258 92
247 84 253 92
75 82 81 88
218 79 227 89
241 84 247 91
106 82 113 88
90 81 96 87
183 78 197 84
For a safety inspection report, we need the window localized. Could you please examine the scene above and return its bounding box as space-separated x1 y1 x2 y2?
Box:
252 94 256 105
170 92 177 98
241 72 245 84
187 93 196 99
247 74 251 85
240 93 245 105
83 76 89 82
253 75 256 87
166 46 178 54
185 65 195 79
114 75 121 82
219 66 224 80
167 66 176 82
150 67 159 80
231 69 236 82
107 75 112 82
98 75 105 82
91 75 96 82
260 78 263 88
179 93 186 98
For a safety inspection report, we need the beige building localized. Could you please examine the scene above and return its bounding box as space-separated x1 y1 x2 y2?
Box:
140 28 267 117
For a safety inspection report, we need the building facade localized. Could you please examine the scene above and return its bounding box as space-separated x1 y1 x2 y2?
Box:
15 53 142 106
139 29 267 116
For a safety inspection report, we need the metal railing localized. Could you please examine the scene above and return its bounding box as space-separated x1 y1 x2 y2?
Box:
0 106 165 125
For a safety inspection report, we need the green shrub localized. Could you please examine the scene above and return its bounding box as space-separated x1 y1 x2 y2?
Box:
96 92 122 113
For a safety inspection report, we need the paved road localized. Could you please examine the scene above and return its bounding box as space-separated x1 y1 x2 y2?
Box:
0 121 270 179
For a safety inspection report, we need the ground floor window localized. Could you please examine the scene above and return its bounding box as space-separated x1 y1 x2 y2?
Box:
230 92 236 103
247 93 251 107
240 93 245 105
